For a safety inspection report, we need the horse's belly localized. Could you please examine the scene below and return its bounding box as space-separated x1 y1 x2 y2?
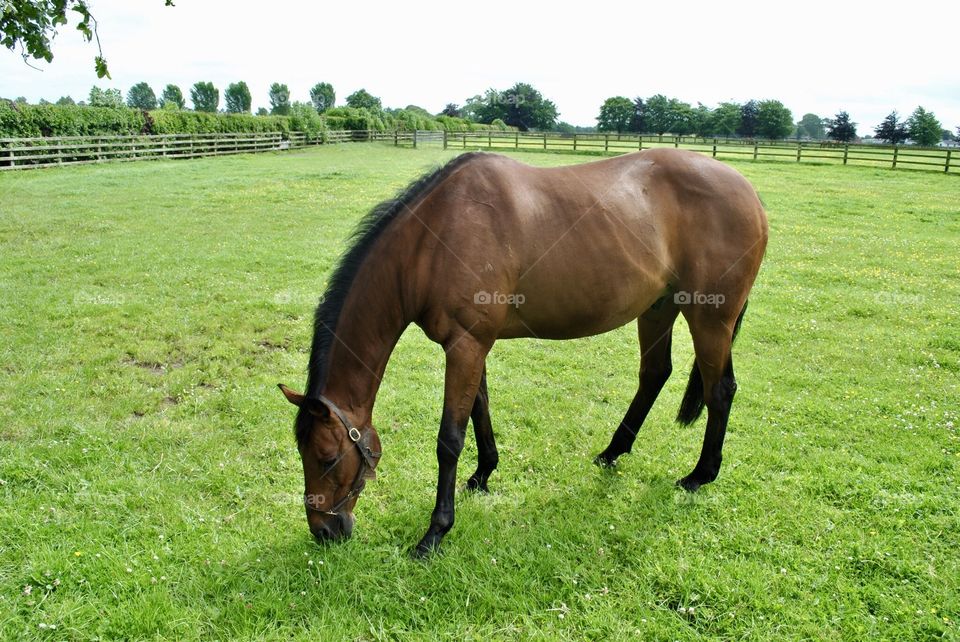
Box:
498 281 666 340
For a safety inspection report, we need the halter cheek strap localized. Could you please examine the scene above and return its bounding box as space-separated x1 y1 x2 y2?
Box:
303 395 381 517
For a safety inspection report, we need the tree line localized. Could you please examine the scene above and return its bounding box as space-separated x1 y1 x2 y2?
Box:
6 80 958 146
596 95 956 146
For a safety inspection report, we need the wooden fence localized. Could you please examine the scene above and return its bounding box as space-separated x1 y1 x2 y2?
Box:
430 131 958 174
0 130 395 170
3 129 956 174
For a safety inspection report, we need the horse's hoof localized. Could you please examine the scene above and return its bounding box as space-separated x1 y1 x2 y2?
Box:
410 537 442 560
676 475 701 492
466 475 489 493
594 453 617 468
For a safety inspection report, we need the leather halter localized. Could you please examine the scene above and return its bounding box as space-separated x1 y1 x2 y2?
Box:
303 394 380 517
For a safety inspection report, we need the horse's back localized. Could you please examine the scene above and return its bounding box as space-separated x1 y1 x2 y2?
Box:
416 150 767 341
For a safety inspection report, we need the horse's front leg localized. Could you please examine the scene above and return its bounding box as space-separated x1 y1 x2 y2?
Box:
413 332 489 558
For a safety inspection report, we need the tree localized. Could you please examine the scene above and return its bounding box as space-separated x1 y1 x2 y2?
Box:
710 102 741 137
268 83 291 115
224 81 252 113
440 103 461 118
309 82 335 114
797 113 825 140
874 111 908 144
0 0 173 78
256 107 269 116
126 82 157 110
942 129 954 143
596 96 633 133
190 82 219 112
666 98 695 135
345 88 381 112
737 100 759 138
826 111 857 142
691 103 713 137
459 93 487 122
499 83 558 131
55 95 75 106
756 100 793 139
463 83 557 131
88 86 123 108
629 97 646 133
644 94 673 135
160 84 184 110
906 107 942 146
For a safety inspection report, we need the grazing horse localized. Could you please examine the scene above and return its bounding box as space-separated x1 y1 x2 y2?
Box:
279 148 768 557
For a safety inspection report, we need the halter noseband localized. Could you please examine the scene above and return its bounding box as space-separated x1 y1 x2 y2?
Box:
303 394 381 517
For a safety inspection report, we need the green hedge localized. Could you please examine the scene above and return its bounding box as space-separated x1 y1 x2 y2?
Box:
0 102 147 137
0 101 513 138
148 110 290 135
0 102 292 138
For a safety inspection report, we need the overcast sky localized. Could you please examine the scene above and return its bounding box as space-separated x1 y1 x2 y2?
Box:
2 0 958 133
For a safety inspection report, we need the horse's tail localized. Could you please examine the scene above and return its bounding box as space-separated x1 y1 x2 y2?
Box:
676 300 749 425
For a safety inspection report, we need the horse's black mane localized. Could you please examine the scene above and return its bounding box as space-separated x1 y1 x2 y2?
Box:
301 152 484 416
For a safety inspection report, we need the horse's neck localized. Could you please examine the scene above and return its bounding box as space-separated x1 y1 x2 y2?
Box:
319 240 412 423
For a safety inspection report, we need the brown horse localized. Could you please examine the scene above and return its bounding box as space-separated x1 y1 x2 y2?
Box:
279 148 768 557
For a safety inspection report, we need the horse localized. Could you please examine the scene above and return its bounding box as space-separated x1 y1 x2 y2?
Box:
278 148 768 557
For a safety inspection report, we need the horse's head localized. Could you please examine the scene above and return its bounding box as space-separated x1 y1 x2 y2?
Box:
278 384 381 543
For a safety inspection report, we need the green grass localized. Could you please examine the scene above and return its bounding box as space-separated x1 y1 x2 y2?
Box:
1 144 958 640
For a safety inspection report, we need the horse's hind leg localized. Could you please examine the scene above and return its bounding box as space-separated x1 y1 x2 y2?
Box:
595 298 679 467
467 367 498 492
677 314 737 491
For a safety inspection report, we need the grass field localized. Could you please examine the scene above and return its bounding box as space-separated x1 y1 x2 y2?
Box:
1 144 958 640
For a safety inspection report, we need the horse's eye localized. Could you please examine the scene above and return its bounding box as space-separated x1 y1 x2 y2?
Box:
318 457 338 468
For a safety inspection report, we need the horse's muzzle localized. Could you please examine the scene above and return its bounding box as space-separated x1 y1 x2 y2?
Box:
310 512 355 542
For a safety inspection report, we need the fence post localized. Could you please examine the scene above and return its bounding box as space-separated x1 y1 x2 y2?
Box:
413 130 418 149
515 131 519 149
639 136 643 151
843 145 849 165
753 142 758 160
945 149 952 173
574 134 578 151
674 136 679 149
712 140 717 158
796 142 802 162
892 146 898 169
604 134 609 152
5 140 13 167
394 130 398 147
487 132 491 148
543 133 547 150
443 130 448 150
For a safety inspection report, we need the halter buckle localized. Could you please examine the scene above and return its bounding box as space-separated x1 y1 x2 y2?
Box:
348 427 362 442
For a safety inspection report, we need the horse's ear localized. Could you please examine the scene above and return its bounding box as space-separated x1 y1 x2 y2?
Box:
304 397 331 420
278 384 305 407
